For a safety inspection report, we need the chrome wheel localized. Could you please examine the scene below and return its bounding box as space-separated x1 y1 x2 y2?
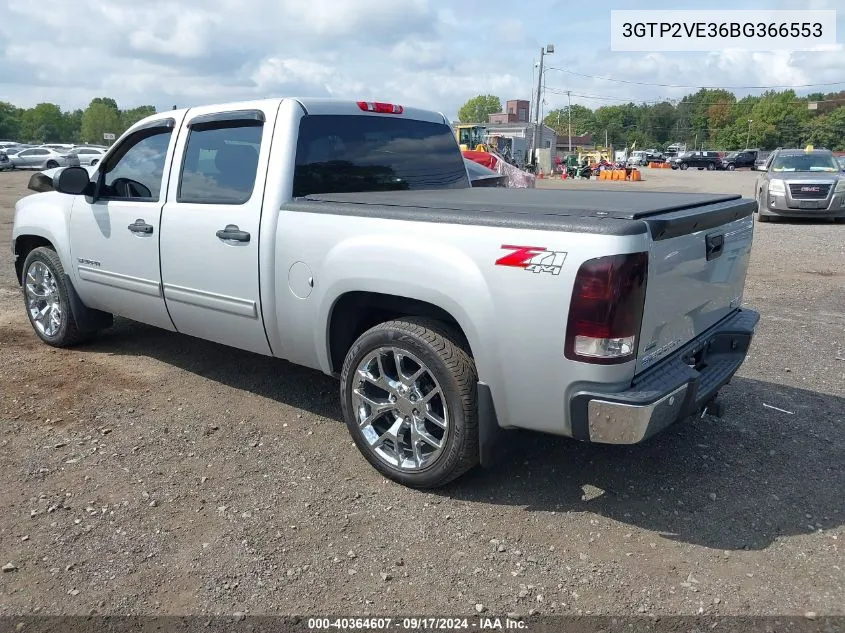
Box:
25 261 63 338
352 347 448 471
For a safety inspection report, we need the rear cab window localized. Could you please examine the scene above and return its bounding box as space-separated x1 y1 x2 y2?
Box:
292 115 469 198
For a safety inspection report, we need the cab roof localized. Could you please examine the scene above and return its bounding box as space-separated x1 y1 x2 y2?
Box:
137 97 449 129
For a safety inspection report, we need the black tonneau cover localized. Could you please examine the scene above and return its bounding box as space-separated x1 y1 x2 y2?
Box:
284 189 755 239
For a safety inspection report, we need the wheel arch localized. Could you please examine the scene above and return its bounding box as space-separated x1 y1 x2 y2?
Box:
14 234 112 333
13 234 56 284
326 291 474 376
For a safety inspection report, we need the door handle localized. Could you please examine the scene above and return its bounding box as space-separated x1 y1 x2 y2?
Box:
128 219 153 234
705 233 724 261
216 224 250 242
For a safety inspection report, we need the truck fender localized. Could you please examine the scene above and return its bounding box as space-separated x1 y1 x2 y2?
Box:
318 235 509 465
12 195 111 332
11 192 75 282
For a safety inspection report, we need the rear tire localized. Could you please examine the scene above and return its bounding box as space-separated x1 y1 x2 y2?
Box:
707 163 716 171
21 247 86 347
45 160 58 169
340 317 479 489
680 163 688 170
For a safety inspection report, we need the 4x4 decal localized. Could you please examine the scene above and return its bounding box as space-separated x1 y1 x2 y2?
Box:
495 245 567 275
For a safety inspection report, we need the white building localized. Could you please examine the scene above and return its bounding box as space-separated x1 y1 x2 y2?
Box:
483 122 557 165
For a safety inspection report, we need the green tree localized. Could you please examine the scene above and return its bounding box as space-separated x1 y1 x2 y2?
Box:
749 90 811 148
121 105 156 130
642 101 677 144
81 98 122 144
457 94 502 123
544 105 595 139
91 97 119 111
0 102 22 140
807 107 845 150
63 109 84 143
20 103 65 143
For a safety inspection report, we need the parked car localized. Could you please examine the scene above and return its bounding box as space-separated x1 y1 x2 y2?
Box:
0 150 11 171
69 146 107 166
3 147 28 157
670 151 722 171
754 148 845 222
464 158 508 187
837 156 845 171
721 150 758 171
627 151 664 167
9 147 80 170
12 97 759 488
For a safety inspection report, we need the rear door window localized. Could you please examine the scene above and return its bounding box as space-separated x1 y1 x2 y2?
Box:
178 122 263 204
293 115 469 197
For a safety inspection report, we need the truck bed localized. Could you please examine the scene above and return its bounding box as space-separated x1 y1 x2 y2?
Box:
285 189 754 238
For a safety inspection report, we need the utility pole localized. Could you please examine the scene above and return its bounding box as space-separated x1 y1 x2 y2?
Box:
746 119 753 149
532 44 554 168
567 90 572 153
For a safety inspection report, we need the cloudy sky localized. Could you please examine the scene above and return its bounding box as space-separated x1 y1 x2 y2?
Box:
1 0 842 120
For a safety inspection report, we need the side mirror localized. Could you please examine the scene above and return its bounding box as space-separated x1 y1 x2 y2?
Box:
27 172 55 193
54 166 93 195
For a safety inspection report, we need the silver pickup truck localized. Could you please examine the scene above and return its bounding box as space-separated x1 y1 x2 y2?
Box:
11 97 760 488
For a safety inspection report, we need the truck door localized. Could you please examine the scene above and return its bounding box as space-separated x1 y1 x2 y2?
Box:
158 106 275 355
68 116 184 330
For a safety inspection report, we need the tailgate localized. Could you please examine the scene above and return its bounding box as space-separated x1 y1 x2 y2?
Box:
635 199 755 374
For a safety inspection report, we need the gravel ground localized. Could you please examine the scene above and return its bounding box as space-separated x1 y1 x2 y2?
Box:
0 168 843 617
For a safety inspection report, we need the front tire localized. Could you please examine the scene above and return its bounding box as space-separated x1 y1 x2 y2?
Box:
340 318 479 489
727 164 736 171
707 163 716 171
21 247 86 347
680 162 688 170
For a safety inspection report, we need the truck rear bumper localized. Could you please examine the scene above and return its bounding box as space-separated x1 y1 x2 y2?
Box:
569 308 760 444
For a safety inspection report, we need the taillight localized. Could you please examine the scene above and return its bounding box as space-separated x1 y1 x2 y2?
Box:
357 101 404 114
564 252 648 364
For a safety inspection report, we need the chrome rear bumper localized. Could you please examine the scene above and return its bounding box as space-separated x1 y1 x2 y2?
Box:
570 309 760 444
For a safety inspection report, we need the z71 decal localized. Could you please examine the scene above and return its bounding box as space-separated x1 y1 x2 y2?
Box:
495 245 568 276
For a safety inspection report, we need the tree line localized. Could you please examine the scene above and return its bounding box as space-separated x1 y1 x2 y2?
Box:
0 98 156 145
458 89 845 151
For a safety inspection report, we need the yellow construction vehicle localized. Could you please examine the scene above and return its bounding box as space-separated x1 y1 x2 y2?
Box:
578 150 612 165
455 125 489 151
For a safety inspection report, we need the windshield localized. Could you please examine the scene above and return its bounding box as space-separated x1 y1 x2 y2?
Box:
771 152 839 172
293 115 469 197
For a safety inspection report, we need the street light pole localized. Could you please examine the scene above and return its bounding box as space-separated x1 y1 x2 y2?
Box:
746 119 753 149
532 44 554 167
567 90 572 153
